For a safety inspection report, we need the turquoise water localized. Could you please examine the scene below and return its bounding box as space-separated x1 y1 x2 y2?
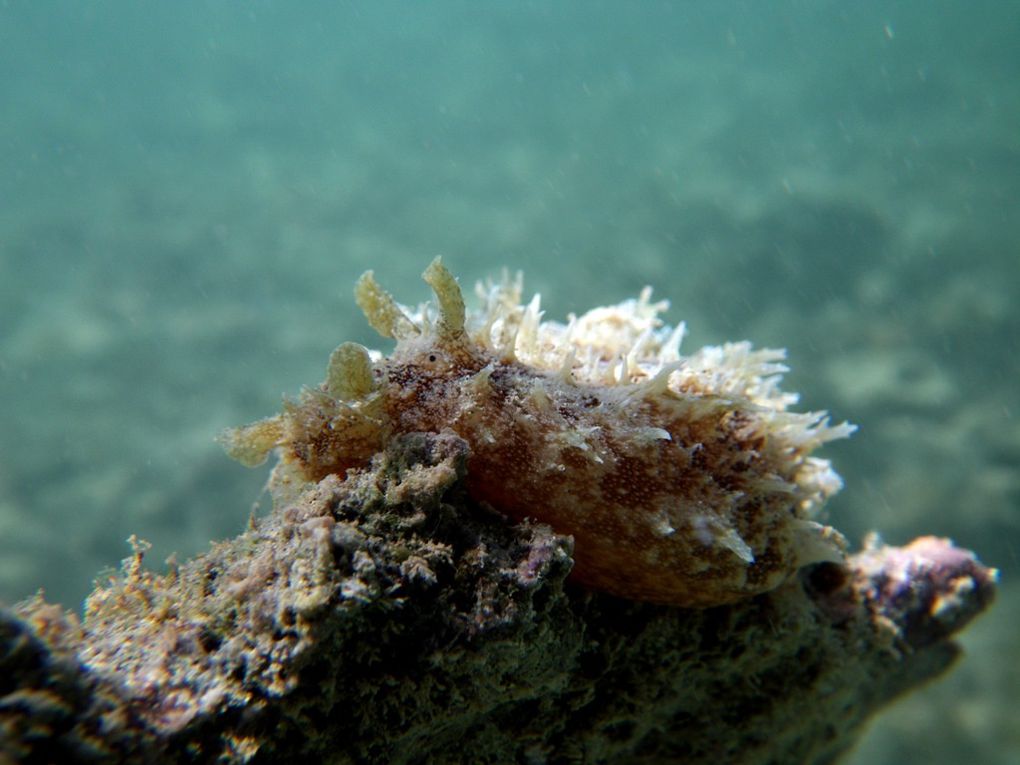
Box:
1 2 1017 762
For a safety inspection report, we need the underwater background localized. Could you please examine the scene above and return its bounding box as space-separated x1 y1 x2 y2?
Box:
1 2 1016 762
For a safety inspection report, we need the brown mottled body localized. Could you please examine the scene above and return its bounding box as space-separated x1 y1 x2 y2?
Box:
380 348 809 605
221 258 851 606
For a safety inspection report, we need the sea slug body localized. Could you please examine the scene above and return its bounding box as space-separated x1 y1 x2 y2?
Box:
222 258 855 606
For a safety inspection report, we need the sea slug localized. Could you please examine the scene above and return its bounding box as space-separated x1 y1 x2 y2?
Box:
221 258 855 606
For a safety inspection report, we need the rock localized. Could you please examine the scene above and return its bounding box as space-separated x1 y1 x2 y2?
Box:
0 433 996 764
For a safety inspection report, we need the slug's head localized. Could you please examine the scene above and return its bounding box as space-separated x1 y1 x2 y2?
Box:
220 258 484 475
354 257 464 343
351 257 487 391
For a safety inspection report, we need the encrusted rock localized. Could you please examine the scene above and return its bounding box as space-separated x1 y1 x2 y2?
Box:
1 432 996 764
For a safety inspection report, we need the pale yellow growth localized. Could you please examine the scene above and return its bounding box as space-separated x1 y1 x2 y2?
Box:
327 342 375 400
354 271 419 340
422 257 466 340
217 416 284 467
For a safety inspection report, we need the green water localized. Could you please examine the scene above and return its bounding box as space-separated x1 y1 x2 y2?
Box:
1 3 1017 762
